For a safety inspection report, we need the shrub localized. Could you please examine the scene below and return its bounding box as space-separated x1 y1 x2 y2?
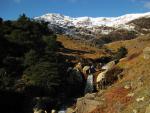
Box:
114 47 128 60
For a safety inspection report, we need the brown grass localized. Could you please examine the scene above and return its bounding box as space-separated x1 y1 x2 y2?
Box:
90 87 132 113
57 35 106 60
90 35 150 113
57 34 150 113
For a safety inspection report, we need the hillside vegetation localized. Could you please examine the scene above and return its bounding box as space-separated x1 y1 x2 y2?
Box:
101 34 150 113
1 14 150 113
129 17 150 34
74 34 150 113
57 35 105 60
0 14 65 113
56 31 150 113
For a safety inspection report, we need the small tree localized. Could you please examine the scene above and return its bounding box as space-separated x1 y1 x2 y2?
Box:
23 61 61 96
43 35 57 51
0 17 3 24
18 13 29 22
24 49 39 67
114 46 128 60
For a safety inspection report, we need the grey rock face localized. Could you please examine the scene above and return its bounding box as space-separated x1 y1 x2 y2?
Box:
76 96 103 113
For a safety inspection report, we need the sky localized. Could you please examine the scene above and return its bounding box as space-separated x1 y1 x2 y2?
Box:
0 0 150 20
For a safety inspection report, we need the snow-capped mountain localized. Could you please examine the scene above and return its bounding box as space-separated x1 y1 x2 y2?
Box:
35 12 150 28
35 12 150 46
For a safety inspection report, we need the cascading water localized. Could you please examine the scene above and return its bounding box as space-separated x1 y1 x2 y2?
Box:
84 74 94 94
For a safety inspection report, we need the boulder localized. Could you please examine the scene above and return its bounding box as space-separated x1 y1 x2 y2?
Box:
127 93 134 97
124 84 131 89
76 97 102 113
96 70 107 83
101 61 115 71
75 62 82 70
33 108 46 113
136 97 145 102
143 47 150 59
51 109 56 113
84 93 95 99
83 66 90 74
66 108 75 113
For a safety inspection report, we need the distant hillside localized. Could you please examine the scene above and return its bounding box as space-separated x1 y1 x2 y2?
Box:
129 17 150 34
35 12 150 28
35 12 150 46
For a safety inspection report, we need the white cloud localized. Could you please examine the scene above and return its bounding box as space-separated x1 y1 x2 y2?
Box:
131 0 150 1
130 0 150 9
144 2 150 9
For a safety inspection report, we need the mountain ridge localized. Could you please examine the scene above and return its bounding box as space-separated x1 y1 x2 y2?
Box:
35 12 150 28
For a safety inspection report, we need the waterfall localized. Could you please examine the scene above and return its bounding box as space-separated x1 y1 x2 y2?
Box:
84 74 94 94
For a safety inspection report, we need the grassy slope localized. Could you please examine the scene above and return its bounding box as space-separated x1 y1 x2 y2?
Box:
57 34 150 113
92 35 150 113
57 35 107 60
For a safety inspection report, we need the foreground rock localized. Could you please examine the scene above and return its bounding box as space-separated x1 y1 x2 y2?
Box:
75 93 103 113
66 108 76 113
33 108 47 113
101 61 116 71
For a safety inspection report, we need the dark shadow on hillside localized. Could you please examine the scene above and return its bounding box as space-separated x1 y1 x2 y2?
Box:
58 47 95 55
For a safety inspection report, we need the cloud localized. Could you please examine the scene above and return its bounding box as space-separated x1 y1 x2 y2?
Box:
130 0 150 9
144 2 150 9
131 0 149 1
130 0 149 3
14 0 21 3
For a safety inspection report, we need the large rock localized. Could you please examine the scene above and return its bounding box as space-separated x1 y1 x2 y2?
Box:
136 97 145 102
66 108 75 113
101 61 116 71
84 93 95 99
76 97 102 113
33 108 46 113
143 47 150 59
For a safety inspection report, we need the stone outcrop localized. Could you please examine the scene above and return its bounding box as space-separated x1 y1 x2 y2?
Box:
33 108 46 113
75 93 103 113
66 107 77 113
143 47 150 59
101 61 116 71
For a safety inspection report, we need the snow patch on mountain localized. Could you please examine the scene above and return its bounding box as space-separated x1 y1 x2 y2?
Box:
35 12 150 29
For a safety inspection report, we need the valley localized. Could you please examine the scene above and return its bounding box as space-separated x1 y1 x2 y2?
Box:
57 34 150 113
0 12 150 113
57 35 105 59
